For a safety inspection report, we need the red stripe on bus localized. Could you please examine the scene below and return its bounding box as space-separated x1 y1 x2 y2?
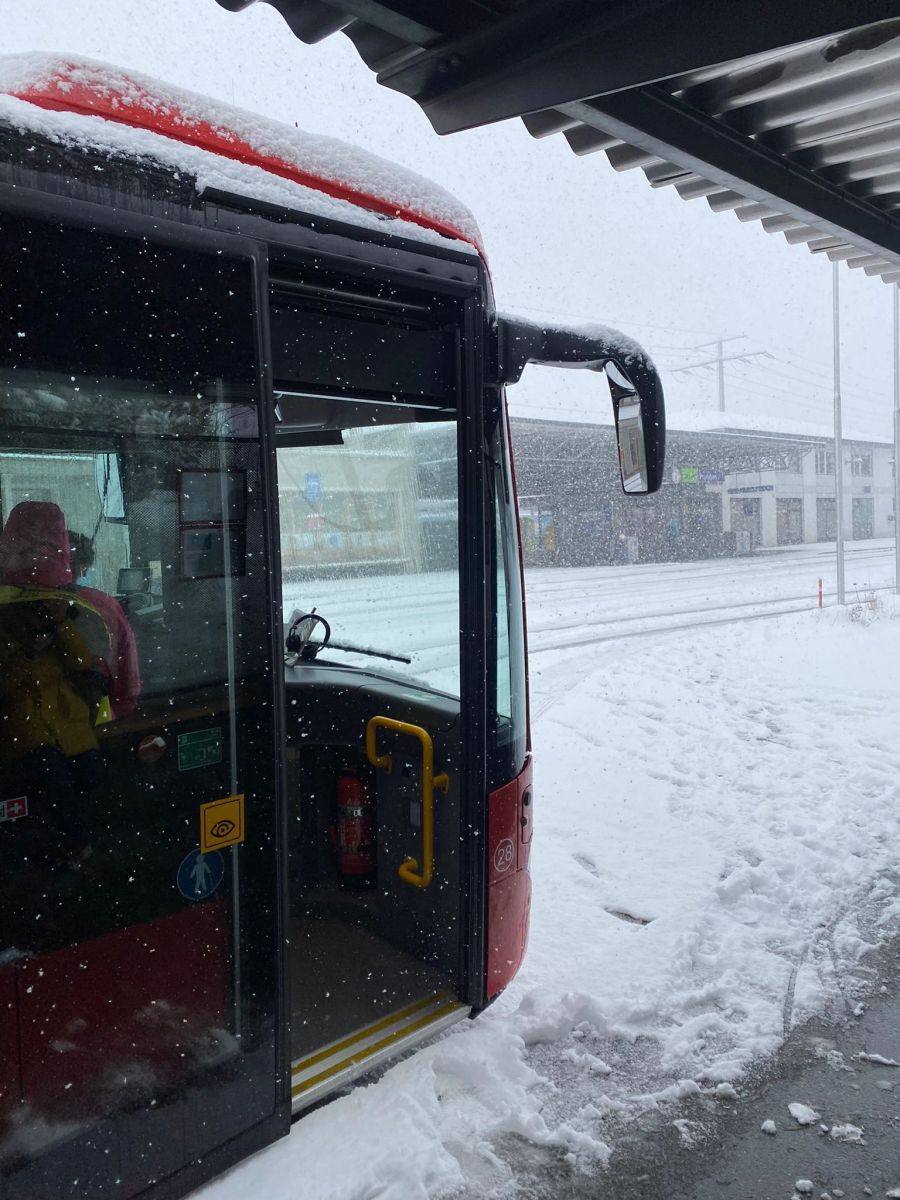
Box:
12 72 482 256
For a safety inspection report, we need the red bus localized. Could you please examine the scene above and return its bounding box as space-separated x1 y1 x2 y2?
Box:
0 56 664 1200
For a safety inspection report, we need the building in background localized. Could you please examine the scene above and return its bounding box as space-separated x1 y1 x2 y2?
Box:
510 417 893 567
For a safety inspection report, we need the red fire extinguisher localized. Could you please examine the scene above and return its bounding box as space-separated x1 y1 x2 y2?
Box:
333 770 376 888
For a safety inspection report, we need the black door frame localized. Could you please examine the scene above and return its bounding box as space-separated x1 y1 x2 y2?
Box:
264 237 491 1010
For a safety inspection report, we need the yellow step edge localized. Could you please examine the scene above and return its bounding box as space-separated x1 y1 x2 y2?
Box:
291 997 464 1098
291 991 447 1078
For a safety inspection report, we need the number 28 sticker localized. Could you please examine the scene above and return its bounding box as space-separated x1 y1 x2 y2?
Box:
200 794 245 852
493 838 515 874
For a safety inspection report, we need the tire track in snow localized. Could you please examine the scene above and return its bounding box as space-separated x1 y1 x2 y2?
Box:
529 586 896 660
530 599 821 721
529 588 829 640
530 598 815 658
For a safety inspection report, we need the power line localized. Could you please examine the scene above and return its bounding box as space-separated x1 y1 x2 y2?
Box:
729 358 887 410
764 340 892 393
765 356 884 397
660 337 892 399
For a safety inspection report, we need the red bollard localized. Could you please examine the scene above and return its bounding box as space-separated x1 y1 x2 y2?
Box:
818 577 823 608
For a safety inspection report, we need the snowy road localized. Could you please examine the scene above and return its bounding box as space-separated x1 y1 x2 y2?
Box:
206 544 900 1200
283 541 897 680
526 539 897 653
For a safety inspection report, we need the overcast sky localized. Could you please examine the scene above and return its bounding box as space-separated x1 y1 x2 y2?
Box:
3 0 896 439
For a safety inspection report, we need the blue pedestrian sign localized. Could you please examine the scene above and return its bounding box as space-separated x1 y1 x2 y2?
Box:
177 848 225 901
303 472 321 502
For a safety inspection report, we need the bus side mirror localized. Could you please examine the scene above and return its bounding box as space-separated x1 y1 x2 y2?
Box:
606 360 653 494
497 317 665 495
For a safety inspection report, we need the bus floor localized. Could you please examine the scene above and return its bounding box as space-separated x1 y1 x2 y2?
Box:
288 914 451 1061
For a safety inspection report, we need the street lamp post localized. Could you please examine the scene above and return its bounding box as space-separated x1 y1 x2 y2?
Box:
894 285 900 595
833 260 845 605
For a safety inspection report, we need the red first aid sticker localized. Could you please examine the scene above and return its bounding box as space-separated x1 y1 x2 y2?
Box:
0 797 28 822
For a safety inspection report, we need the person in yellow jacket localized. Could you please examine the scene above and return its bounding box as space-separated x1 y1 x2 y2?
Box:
0 598 106 867
0 598 102 757
0 503 109 867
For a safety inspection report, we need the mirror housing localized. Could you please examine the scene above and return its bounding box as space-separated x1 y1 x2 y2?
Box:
497 316 666 495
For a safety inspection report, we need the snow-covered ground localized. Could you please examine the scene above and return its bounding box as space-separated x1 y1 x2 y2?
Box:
201 543 900 1200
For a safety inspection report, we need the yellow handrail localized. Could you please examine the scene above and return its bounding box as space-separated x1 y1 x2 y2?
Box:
365 715 449 889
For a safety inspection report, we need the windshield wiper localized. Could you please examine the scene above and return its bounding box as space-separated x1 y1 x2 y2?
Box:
285 609 411 666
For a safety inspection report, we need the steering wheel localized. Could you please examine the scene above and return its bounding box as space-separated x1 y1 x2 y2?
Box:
286 609 331 660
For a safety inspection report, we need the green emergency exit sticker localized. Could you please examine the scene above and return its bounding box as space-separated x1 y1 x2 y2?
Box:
178 728 223 772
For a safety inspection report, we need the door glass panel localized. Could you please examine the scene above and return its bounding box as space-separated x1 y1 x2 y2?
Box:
0 215 280 1198
488 411 528 785
279 419 460 697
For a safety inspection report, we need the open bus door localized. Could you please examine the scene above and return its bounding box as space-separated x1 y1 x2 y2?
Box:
268 264 509 1107
270 283 665 1110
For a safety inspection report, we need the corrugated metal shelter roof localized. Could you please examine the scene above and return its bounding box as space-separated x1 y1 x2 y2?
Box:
522 21 900 284
219 1 900 282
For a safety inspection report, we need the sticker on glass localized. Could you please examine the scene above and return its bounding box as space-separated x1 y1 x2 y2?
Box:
0 797 28 823
177 848 225 901
178 727 222 772
200 794 245 853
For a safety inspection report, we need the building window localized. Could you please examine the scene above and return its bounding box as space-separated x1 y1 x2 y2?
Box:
850 452 872 477
778 451 802 473
815 450 835 474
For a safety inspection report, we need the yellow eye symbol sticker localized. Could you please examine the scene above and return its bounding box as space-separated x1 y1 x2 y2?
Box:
200 795 245 852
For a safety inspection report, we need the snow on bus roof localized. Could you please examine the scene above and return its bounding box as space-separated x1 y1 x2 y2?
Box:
0 53 483 257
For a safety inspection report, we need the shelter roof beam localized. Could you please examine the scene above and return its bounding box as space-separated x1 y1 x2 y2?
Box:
560 84 900 271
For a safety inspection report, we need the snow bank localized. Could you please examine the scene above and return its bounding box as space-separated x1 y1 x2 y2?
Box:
522 601 900 1093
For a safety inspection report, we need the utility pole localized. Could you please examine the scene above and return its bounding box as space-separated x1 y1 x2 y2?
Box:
833 261 846 605
669 335 769 412
703 336 732 413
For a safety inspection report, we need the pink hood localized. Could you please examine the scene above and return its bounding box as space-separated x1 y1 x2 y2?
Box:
0 501 140 717
0 501 73 587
